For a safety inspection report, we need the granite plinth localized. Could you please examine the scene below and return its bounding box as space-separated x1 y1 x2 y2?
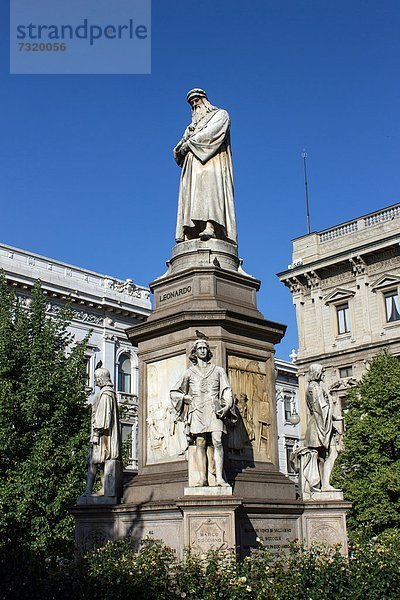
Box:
184 486 233 496
301 499 351 553
72 497 351 557
77 494 119 506
303 489 344 501
167 239 240 274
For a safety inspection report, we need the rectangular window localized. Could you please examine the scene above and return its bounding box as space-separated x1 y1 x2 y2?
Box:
339 366 352 379
85 356 91 387
121 423 133 462
284 395 292 422
285 439 298 474
118 372 131 393
336 303 350 334
384 290 400 322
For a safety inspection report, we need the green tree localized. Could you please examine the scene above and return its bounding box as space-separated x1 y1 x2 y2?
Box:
334 350 400 539
0 275 90 560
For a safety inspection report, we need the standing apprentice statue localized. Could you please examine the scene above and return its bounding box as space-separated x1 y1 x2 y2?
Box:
170 338 235 487
173 89 237 244
84 362 122 499
292 363 343 495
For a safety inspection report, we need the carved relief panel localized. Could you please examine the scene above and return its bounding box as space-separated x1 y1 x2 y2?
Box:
227 356 272 462
146 354 187 465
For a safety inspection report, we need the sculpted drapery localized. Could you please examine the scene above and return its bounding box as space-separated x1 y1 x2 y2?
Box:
83 363 122 499
304 378 333 451
292 363 343 495
90 383 121 464
174 89 237 244
171 364 234 435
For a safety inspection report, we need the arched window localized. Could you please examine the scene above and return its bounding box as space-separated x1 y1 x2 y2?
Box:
118 353 132 393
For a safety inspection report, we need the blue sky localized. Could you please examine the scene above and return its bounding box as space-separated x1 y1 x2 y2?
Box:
1 0 400 360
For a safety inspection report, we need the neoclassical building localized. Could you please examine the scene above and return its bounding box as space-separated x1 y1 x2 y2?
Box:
0 242 152 469
278 202 400 432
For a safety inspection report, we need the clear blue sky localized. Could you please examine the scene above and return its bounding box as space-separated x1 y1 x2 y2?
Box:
1 1 399 359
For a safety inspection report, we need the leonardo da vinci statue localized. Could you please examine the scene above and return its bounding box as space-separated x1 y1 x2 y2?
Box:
173 89 237 245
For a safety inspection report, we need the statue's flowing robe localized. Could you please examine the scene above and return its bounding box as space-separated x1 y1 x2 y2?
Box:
90 385 121 463
304 381 333 450
175 109 237 244
171 364 234 435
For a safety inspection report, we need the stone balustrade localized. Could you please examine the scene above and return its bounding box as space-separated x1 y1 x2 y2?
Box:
319 220 358 243
319 203 400 244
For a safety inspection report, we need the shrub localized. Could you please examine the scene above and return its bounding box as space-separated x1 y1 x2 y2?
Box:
4 534 399 600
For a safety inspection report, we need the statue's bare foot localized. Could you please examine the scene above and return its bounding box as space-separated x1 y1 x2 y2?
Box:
321 485 342 492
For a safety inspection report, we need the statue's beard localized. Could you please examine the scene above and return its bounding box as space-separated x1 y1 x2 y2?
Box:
191 99 216 125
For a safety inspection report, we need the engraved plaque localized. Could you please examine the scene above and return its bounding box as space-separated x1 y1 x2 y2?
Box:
193 519 226 552
239 517 299 556
184 512 235 553
306 517 347 548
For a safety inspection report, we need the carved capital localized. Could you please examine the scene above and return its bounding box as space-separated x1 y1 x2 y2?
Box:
349 256 366 276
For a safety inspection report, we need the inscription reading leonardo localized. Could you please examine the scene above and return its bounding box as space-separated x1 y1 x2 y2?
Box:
159 285 192 303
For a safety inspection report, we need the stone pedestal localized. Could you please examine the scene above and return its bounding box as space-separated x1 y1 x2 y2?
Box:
77 459 123 506
301 499 350 554
178 498 240 553
73 238 350 555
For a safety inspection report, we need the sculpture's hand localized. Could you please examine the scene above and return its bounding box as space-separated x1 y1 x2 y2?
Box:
174 139 189 167
180 142 190 156
217 405 230 418
183 394 192 404
173 141 183 154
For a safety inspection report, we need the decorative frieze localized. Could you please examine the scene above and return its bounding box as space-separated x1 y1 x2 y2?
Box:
45 301 103 325
367 253 400 273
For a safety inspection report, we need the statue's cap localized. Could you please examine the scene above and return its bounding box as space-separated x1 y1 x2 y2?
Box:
186 88 207 103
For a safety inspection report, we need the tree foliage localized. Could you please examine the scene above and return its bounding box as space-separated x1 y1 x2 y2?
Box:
334 350 400 539
3 536 400 600
0 275 90 561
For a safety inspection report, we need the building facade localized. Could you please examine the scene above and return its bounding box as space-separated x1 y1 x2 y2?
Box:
0 242 152 469
278 202 400 432
275 358 300 479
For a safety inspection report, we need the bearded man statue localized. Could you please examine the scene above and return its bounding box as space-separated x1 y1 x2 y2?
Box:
173 88 237 245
